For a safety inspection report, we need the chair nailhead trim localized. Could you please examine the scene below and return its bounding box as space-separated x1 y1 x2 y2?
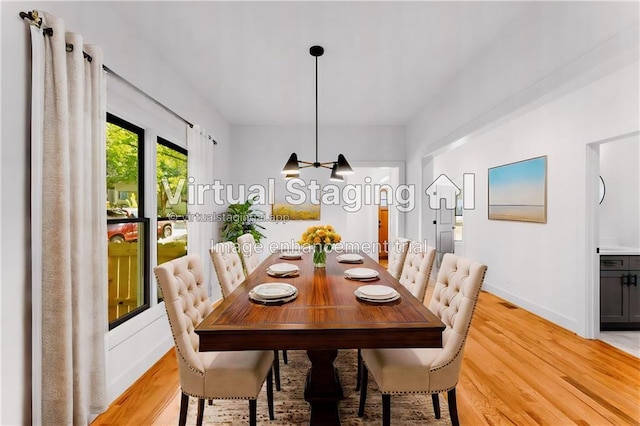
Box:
181 388 258 400
154 268 206 377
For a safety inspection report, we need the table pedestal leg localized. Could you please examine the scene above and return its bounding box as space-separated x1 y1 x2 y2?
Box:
304 349 344 425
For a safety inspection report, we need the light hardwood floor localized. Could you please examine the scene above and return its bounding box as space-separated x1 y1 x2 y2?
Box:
91 289 640 425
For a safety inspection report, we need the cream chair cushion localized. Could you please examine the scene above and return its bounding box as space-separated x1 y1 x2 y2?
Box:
200 350 274 399
237 233 261 274
154 254 273 399
362 253 487 394
210 241 246 297
386 238 410 279
398 243 436 303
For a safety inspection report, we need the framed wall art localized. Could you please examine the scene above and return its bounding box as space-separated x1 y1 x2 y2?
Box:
488 155 547 223
271 184 321 221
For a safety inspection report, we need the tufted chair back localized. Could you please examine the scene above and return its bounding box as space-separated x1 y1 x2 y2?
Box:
398 242 436 303
154 254 213 392
427 253 487 388
386 238 410 279
210 242 246 298
237 233 261 275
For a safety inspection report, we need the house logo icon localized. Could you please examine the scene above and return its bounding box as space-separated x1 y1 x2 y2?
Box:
425 173 475 210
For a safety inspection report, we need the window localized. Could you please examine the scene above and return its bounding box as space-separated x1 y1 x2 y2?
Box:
106 114 149 329
156 137 188 300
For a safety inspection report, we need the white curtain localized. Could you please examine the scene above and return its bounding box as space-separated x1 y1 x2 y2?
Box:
187 125 216 296
29 11 107 424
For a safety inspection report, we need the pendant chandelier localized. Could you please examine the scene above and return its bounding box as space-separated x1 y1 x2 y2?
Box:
282 45 353 182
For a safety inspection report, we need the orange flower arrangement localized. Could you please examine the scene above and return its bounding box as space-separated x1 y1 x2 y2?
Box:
299 225 341 267
299 225 341 248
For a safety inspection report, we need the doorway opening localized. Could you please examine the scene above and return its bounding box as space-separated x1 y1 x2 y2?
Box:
344 164 403 263
585 131 639 352
378 189 389 260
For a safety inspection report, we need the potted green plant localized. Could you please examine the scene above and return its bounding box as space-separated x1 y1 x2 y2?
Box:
221 197 266 243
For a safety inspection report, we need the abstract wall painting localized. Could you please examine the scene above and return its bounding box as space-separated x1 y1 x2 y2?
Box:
488 156 547 223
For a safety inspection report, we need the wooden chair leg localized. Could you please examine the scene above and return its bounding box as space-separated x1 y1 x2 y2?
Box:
266 369 275 420
357 363 369 417
448 388 460 426
382 394 391 426
355 349 362 391
432 393 441 419
196 398 205 426
282 350 288 364
249 399 257 426
273 350 281 391
178 392 189 426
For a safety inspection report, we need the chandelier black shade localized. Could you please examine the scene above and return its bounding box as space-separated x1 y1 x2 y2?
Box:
281 45 353 181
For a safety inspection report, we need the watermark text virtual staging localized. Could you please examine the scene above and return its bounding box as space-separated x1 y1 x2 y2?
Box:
162 177 416 212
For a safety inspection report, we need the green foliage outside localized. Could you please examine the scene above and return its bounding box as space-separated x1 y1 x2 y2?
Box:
106 122 188 216
156 144 188 217
106 123 138 191
221 198 266 244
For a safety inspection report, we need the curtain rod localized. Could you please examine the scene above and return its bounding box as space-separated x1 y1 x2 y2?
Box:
20 10 218 145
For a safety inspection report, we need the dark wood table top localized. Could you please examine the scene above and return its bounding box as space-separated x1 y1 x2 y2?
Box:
195 251 445 352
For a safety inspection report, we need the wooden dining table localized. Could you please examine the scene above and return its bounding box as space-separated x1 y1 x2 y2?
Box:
195 250 445 425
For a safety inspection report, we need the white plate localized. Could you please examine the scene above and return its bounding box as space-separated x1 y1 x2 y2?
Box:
337 253 364 262
252 283 297 300
344 268 379 280
354 288 400 303
357 284 396 298
268 263 299 274
267 270 298 277
249 291 298 305
280 251 302 260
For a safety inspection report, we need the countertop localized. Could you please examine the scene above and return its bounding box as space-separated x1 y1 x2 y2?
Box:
599 247 640 256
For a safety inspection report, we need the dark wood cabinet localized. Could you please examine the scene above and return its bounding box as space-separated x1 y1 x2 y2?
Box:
600 255 640 330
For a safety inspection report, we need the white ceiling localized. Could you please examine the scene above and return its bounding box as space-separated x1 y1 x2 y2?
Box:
108 1 637 127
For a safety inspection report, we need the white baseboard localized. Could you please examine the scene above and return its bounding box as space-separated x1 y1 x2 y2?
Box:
483 283 579 334
107 334 173 403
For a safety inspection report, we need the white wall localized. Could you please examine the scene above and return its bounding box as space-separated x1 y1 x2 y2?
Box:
429 62 639 335
404 5 639 241
599 135 640 249
1 2 231 424
229 125 406 255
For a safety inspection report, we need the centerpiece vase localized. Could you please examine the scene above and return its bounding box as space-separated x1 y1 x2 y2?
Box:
313 245 327 268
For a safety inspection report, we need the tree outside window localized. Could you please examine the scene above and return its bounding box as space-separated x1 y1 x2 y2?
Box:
156 138 188 301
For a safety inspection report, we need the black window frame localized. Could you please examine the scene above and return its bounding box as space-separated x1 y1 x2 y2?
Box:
156 136 188 223
107 113 150 330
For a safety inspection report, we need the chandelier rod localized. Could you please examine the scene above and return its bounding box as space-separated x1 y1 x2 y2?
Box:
315 52 319 165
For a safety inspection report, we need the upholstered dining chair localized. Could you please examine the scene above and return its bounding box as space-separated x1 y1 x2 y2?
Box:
356 241 436 391
154 254 274 426
237 233 261 274
398 242 436 304
210 241 246 297
358 253 487 426
386 238 410 279
209 241 286 390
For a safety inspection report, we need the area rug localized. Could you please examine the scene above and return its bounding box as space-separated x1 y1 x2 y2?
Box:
187 349 451 425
